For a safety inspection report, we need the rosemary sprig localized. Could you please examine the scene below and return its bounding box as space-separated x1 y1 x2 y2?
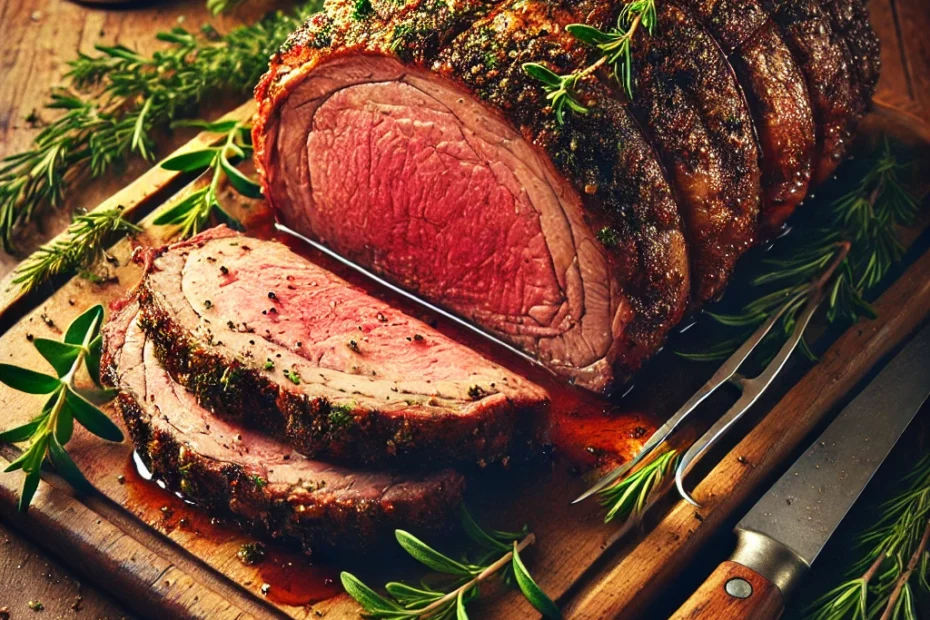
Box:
153 120 258 238
600 449 679 523
679 140 920 363
803 454 930 620
11 206 140 295
0 1 321 251
523 0 656 122
341 506 560 619
0 305 123 511
566 0 657 97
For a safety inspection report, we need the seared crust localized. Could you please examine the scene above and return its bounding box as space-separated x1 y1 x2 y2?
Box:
135 229 545 467
674 0 815 231
433 0 691 379
767 0 861 183
103 300 465 553
819 0 881 106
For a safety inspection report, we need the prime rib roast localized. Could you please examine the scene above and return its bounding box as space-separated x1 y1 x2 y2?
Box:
102 0 880 551
253 0 879 393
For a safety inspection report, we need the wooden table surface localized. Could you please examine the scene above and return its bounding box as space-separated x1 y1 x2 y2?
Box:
0 0 928 617
0 1 279 615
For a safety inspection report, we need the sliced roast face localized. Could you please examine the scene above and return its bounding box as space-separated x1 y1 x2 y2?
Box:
135 227 547 466
253 0 879 392
102 300 465 552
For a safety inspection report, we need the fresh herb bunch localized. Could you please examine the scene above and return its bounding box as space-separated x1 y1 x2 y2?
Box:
523 0 656 122
154 120 259 238
0 1 321 251
341 506 560 619
804 454 930 620
599 448 679 523
11 207 139 295
0 305 124 511
679 140 920 363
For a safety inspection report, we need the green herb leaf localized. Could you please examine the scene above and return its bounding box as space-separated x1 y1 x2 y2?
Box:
395 530 475 576
0 364 60 394
512 543 560 619
456 589 469 620
171 119 240 133
0 418 44 443
340 572 403 614
85 334 102 386
18 469 41 512
33 338 82 378
460 505 508 552
565 23 615 45
65 304 104 346
48 435 93 494
220 155 263 198
56 406 74 444
384 581 443 605
66 388 123 442
161 149 217 172
522 62 562 87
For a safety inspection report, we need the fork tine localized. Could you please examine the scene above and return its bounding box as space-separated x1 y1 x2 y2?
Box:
673 245 848 506
573 293 795 504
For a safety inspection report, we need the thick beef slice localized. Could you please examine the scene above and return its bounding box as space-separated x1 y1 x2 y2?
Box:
102 300 465 552
136 228 548 466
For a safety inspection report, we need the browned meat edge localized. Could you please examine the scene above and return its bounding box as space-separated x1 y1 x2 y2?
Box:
102 298 466 553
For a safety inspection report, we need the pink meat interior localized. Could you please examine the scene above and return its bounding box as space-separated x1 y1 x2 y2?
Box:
264 55 627 389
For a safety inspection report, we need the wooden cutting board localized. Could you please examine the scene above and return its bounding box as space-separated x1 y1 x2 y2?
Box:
0 0 929 617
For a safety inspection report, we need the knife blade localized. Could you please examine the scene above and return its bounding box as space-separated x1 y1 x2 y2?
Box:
670 322 930 619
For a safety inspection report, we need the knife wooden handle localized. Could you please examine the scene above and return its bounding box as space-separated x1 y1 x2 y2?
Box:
669 561 784 620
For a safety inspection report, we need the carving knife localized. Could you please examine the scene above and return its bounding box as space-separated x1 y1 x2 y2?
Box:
670 322 930 620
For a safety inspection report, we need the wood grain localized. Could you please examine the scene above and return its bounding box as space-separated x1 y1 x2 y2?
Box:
0 0 281 277
0 522 130 619
670 561 785 620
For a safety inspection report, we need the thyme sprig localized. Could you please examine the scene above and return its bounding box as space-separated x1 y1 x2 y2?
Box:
0 1 321 250
0 305 123 511
804 454 930 620
523 0 656 123
153 120 258 239
678 141 920 362
341 506 560 619
11 207 140 295
600 449 679 523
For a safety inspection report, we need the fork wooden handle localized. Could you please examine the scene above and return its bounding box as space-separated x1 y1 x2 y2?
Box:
669 561 784 620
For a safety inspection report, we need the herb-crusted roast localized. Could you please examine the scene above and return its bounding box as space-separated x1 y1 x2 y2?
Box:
134 227 547 466
253 0 879 392
102 300 465 551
